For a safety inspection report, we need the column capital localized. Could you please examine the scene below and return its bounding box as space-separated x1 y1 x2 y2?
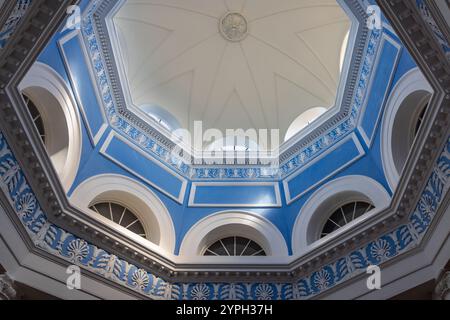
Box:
0 274 16 300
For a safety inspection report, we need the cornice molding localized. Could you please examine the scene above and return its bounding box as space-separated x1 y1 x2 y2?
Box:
0 0 449 299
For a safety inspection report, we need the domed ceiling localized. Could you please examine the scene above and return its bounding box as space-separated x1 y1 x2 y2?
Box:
110 0 351 144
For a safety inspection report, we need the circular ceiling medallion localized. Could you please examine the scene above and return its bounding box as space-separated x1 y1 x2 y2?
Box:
219 12 248 42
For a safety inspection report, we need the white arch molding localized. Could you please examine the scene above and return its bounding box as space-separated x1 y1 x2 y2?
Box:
292 175 391 256
284 107 328 142
179 211 289 258
381 68 433 192
19 62 82 191
69 174 176 254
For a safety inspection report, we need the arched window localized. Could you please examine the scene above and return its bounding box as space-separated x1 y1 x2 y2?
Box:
19 62 82 191
89 201 147 238
292 175 391 255
391 91 431 180
139 104 181 132
381 68 433 191
70 174 177 253
203 236 266 256
320 201 374 238
414 102 429 137
340 30 350 73
179 211 289 258
285 107 327 142
23 94 46 143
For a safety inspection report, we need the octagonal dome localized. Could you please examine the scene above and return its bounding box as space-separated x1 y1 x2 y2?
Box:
108 0 353 148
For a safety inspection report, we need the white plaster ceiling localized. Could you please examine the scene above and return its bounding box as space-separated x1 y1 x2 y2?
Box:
112 0 351 143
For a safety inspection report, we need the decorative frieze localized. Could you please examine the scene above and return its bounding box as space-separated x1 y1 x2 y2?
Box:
1 129 449 299
0 0 32 50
